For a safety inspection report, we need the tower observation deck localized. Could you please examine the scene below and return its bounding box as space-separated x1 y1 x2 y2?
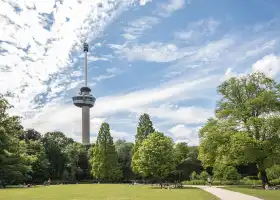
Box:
72 42 96 144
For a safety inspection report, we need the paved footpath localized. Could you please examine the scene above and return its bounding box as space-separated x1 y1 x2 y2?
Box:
187 185 263 200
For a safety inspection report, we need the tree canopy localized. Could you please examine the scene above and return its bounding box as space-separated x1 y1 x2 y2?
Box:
198 72 280 187
90 122 122 182
133 132 176 187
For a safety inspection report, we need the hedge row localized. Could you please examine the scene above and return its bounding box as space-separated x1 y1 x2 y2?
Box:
183 179 280 186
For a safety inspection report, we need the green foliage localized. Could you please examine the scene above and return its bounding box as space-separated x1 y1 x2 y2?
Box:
241 178 262 185
183 180 207 185
199 171 209 181
64 143 85 181
133 132 176 181
213 164 241 181
270 179 280 185
90 122 122 182
191 171 199 180
198 72 280 186
42 132 73 179
0 95 29 187
24 140 49 182
174 142 189 164
115 139 135 181
133 113 155 153
132 113 155 175
267 165 280 180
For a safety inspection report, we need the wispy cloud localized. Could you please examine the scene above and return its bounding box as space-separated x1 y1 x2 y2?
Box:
111 42 189 62
122 16 160 40
174 18 220 42
0 0 138 117
157 0 186 17
2 0 280 145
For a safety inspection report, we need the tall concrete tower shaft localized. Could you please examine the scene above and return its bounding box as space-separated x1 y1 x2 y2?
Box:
72 42 96 144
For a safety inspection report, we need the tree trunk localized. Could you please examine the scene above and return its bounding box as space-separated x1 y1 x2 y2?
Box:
259 169 270 188
160 180 163 189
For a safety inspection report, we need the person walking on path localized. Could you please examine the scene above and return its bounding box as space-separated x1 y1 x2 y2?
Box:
207 176 212 186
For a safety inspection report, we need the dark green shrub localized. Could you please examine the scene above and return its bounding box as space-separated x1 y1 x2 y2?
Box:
243 176 259 180
190 171 199 180
240 179 262 185
267 165 280 180
213 164 241 181
270 179 280 186
183 180 206 185
199 171 209 181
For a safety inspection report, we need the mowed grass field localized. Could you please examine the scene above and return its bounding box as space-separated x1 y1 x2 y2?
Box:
225 186 280 200
0 184 219 200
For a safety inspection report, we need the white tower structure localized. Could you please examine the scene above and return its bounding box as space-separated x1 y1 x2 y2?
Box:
72 43 96 144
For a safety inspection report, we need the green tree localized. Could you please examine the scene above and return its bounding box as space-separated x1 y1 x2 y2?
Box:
90 122 122 182
133 132 176 188
266 165 280 180
191 171 198 180
24 140 49 183
213 164 241 181
115 139 135 181
42 132 73 179
199 170 209 181
199 72 280 187
169 142 190 183
0 96 29 187
174 142 189 165
177 146 203 181
63 142 84 181
132 113 155 175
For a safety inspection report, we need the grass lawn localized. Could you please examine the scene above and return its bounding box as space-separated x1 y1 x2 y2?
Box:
225 186 280 200
0 184 219 200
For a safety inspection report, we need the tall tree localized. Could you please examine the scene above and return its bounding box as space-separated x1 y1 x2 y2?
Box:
174 142 189 165
170 142 190 183
90 122 122 182
42 132 73 179
115 139 135 181
63 142 84 181
0 95 29 187
134 132 176 188
199 72 280 187
134 113 155 152
24 140 49 183
132 113 155 175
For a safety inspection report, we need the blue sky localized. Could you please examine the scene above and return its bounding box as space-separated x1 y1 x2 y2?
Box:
1 0 280 145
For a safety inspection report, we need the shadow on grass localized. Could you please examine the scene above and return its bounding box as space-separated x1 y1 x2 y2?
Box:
223 185 267 190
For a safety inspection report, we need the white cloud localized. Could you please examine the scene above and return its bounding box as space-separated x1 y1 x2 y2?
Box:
158 0 185 16
169 125 200 146
252 54 280 78
174 18 220 42
88 55 109 62
174 31 193 40
20 74 216 141
111 130 134 141
145 105 214 124
122 16 160 40
112 42 189 62
0 0 137 118
139 0 152 6
92 75 216 117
